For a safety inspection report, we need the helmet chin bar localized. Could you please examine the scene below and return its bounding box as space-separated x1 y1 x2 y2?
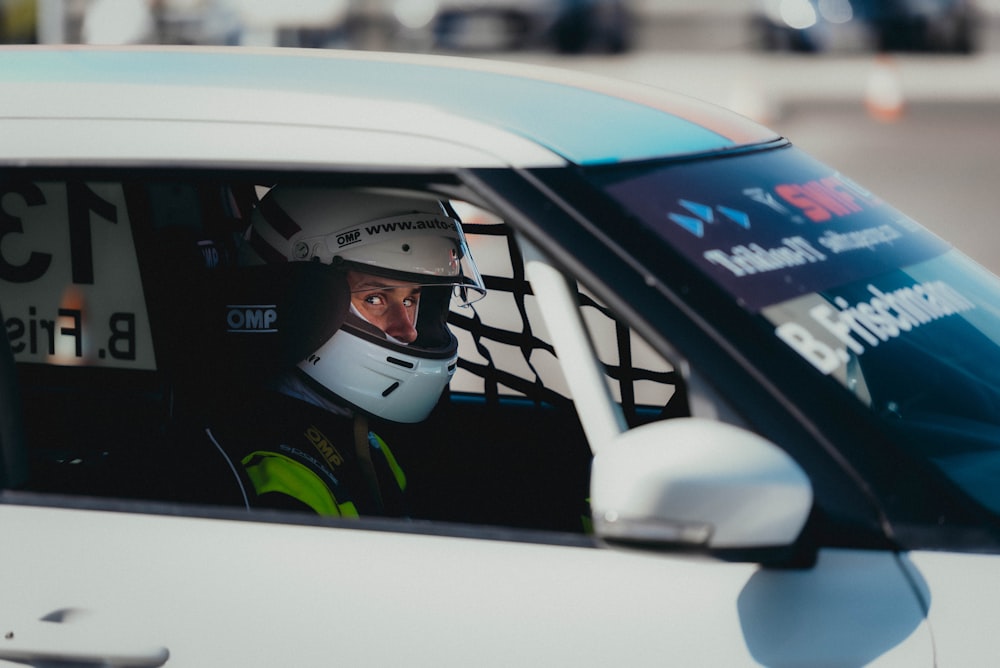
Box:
297 326 457 424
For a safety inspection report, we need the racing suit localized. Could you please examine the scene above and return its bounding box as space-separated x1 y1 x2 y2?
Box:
200 383 407 518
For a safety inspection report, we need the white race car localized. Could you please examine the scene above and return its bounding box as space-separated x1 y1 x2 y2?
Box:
0 45 997 666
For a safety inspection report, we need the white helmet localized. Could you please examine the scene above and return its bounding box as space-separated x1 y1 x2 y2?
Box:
244 186 485 423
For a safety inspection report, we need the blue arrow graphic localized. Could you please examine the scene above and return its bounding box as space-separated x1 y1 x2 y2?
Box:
668 213 705 237
680 200 714 223
718 206 751 229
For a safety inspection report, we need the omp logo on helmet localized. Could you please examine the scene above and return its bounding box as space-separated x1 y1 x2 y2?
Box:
336 228 362 249
226 304 278 333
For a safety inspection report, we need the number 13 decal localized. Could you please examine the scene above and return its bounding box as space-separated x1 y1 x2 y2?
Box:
0 181 118 285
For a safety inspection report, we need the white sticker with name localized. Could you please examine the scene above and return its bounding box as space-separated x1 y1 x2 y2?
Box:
1 182 156 369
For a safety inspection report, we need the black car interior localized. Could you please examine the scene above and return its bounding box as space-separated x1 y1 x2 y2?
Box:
2 173 688 534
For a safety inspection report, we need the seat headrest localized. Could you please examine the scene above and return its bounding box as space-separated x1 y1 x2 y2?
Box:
150 225 350 392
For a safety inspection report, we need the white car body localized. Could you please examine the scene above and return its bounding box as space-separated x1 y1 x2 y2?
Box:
0 505 934 666
0 45 998 666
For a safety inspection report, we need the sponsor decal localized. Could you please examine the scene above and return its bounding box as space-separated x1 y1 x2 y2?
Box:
197 240 224 268
363 216 456 236
817 225 902 254
774 175 868 223
226 304 278 333
0 181 155 369
743 187 792 216
333 215 457 250
6 304 137 361
278 444 340 486
335 228 362 249
704 236 826 277
668 200 751 238
647 173 943 311
773 280 975 375
304 425 345 470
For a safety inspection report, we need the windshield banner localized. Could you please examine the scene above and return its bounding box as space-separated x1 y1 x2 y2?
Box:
608 147 950 312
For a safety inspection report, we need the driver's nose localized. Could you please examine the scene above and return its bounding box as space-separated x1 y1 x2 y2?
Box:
381 301 418 344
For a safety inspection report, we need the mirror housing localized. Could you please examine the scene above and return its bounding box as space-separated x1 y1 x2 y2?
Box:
590 418 813 561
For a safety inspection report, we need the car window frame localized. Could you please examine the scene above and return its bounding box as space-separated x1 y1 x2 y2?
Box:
7 163 998 552
0 165 599 543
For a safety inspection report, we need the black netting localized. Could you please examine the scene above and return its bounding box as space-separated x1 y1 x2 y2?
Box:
449 221 687 425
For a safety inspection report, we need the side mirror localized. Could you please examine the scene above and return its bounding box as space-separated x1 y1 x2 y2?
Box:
590 418 813 562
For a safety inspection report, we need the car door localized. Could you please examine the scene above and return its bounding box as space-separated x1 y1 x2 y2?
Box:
0 171 934 666
0 503 934 667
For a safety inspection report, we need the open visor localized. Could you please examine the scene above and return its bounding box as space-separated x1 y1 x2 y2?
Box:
295 212 486 306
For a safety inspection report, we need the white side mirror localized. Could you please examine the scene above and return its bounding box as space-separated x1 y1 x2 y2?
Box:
591 418 813 557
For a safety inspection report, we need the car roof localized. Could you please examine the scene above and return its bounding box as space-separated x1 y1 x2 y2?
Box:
0 46 779 169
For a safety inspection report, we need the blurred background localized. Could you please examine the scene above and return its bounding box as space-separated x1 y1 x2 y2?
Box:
4 0 999 271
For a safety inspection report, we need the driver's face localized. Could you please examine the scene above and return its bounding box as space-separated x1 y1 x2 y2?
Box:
347 270 421 344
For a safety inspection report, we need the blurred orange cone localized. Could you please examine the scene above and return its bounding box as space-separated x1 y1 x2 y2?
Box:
865 55 905 122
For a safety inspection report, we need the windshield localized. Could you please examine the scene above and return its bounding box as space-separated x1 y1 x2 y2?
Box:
588 145 1000 513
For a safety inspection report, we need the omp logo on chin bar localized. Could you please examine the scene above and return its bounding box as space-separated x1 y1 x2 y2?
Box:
226 305 278 333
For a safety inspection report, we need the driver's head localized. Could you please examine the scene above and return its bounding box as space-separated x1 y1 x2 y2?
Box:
241 186 485 423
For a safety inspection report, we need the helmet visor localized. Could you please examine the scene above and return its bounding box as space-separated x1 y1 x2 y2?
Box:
297 212 486 306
